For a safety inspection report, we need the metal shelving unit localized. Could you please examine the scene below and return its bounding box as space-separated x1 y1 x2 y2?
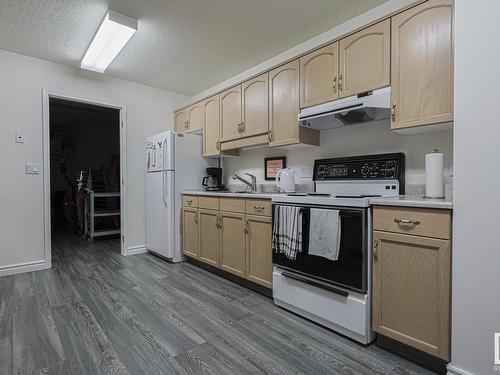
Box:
84 189 121 241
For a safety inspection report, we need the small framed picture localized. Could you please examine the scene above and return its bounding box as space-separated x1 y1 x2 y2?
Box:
264 157 286 180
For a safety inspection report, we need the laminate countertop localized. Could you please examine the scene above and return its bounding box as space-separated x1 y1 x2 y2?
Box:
181 190 279 199
369 195 453 210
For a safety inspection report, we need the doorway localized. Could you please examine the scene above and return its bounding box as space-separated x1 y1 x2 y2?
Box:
42 92 127 264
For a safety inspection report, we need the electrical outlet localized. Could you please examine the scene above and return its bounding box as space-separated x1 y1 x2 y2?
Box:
15 131 24 144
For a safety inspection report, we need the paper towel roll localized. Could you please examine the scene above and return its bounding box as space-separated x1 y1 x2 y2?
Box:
425 150 444 198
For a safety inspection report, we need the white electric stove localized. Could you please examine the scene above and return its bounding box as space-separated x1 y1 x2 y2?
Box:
272 153 405 344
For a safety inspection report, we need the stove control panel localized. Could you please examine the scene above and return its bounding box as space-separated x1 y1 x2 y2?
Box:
314 153 405 181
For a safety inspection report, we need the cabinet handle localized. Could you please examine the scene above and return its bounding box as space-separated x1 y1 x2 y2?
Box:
244 219 249 235
394 218 420 225
216 141 221 151
338 74 343 91
241 123 246 133
218 216 223 230
268 132 273 142
333 76 337 93
373 240 379 262
186 200 193 204
391 102 396 122
237 123 243 133
254 205 265 210
194 213 198 224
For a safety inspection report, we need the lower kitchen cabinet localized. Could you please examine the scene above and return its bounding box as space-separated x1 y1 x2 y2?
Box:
372 229 451 360
220 211 246 277
182 195 273 289
245 215 273 288
182 207 199 258
198 209 220 267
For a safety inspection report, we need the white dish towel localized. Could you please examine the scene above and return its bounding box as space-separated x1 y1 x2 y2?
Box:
308 208 341 261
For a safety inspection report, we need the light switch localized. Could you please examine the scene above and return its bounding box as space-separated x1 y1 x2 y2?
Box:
25 163 40 174
15 131 24 144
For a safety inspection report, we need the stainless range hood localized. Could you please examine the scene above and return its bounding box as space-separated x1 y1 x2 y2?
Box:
299 87 390 131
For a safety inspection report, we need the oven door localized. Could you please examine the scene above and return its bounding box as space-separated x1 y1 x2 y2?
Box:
272 203 368 293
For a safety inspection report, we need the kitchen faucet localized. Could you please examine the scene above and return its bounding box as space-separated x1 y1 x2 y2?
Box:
232 173 257 193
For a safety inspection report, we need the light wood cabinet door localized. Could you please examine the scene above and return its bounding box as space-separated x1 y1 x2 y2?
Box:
174 110 187 133
391 0 453 129
245 215 272 288
299 43 339 108
269 60 300 146
220 85 242 141
339 19 390 98
187 102 203 133
203 95 220 156
372 230 451 360
198 209 220 267
182 207 199 258
219 212 246 277
241 73 269 138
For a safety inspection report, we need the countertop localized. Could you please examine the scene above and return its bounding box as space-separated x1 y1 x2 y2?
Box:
181 190 280 199
182 191 453 209
369 195 453 209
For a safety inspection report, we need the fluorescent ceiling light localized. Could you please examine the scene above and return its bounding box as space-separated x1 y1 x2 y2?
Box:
81 9 137 73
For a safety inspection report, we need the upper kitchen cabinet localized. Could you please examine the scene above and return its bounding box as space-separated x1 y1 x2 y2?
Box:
391 0 454 130
186 102 203 133
220 85 242 142
241 73 269 138
300 43 339 108
268 60 319 147
203 95 220 156
174 109 187 132
339 19 390 98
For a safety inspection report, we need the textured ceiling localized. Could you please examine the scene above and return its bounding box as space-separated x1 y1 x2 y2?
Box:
0 0 389 95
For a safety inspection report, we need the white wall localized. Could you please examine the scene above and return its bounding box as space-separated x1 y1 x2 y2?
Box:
0 49 187 272
223 121 453 190
449 1 500 375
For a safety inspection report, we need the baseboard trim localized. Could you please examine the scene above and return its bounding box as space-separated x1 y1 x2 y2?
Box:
0 260 50 277
126 245 148 256
447 364 476 375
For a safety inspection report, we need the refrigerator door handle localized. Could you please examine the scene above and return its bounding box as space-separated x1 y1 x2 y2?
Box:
163 136 168 171
162 171 169 207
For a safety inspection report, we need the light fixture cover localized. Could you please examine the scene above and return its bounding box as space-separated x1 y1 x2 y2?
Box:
81 9 137 73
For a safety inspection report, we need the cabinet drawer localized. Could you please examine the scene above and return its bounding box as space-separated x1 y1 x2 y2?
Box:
220 198 246 213
198 196 219 210
373 206 451 240
182 195 198 207
245 199 272 216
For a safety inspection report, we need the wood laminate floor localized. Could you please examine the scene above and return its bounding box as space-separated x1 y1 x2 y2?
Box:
0 234 435 375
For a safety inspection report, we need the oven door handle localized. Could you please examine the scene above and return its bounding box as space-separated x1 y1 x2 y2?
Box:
281 271 349 297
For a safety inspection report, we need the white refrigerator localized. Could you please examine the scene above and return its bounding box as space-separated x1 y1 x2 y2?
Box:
145 131 214 262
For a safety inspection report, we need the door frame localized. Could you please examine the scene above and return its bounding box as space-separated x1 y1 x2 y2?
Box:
42 89 128 264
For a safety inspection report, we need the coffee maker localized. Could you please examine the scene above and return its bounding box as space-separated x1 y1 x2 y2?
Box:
202 167 225 191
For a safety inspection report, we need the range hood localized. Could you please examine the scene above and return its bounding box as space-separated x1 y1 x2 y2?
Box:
299 87 390 131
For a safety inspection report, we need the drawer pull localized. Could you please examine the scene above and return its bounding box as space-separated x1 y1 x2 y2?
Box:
254 205 265 210
186 200 193 204
394 218 421 225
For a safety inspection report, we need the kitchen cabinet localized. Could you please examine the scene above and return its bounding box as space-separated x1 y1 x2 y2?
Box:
202 95 220 156
220 85 242 141
198 209 220 267
174 109 187 132
245 215 273 288
339 19 390 98
220 211 246 277
268 60 319 147
186 102 203 133
372 206 451 360
182 207 199 258
390 0 454 130
182 195 272 288
241 73 269 138
300 43 339 108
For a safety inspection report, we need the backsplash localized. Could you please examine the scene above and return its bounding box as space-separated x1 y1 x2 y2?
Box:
223 120 453 195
